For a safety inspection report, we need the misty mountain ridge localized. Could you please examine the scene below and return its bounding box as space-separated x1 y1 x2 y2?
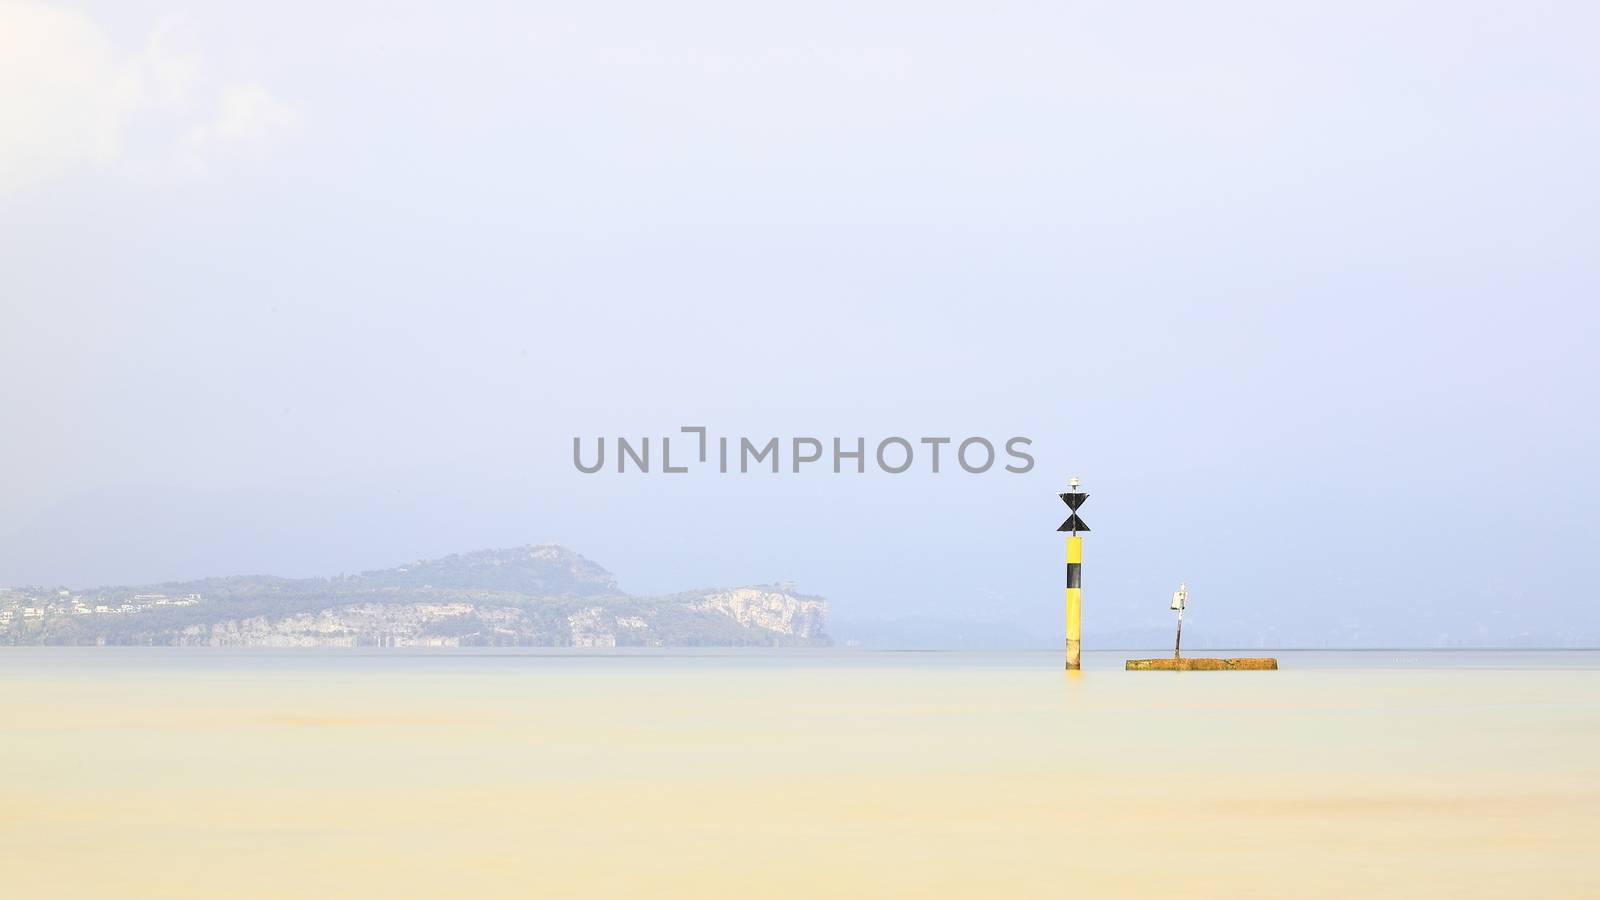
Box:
76 544 622 598
0 545 827 648
349 545 619 595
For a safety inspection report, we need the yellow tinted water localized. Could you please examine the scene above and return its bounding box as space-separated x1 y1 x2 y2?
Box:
2 651 1596 898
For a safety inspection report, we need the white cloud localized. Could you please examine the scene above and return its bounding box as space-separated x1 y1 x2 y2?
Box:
0 1 299 194
181 83 303 165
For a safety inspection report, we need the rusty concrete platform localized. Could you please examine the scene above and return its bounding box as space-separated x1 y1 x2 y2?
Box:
1125 657 1279 670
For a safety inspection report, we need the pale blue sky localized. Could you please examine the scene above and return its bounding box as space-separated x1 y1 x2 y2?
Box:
3 1 1597 644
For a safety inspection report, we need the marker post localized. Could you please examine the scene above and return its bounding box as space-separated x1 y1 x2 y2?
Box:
1057 478 1090 670
1171 583 1188 660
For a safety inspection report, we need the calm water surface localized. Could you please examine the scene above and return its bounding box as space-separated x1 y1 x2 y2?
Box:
2 649 1596 898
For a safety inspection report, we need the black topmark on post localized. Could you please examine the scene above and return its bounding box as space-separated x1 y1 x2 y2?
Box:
1057 491 1089 534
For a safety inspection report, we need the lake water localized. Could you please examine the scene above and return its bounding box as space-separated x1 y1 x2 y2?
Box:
2 649 1596 898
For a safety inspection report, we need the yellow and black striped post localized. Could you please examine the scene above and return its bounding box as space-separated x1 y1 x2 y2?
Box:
1057 478 1090 671
1065 535 1083 669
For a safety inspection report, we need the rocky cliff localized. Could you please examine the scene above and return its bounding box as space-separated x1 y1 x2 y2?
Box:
690 587 827 640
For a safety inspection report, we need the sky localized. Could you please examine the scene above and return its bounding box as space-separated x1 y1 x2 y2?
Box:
3 1 1598 645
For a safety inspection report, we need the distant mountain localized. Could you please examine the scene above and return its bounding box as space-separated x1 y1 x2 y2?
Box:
0 545 828 648
351 545 620 595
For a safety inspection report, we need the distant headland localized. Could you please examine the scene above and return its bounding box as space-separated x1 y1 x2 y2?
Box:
0 545 829 648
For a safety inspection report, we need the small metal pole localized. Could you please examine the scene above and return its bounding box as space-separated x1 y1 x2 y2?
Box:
1170 582 1188 660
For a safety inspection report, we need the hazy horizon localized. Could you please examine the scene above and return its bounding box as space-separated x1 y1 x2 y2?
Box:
4 1 1598 647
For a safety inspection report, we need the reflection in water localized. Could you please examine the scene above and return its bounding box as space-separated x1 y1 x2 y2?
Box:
2 649 1597 898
